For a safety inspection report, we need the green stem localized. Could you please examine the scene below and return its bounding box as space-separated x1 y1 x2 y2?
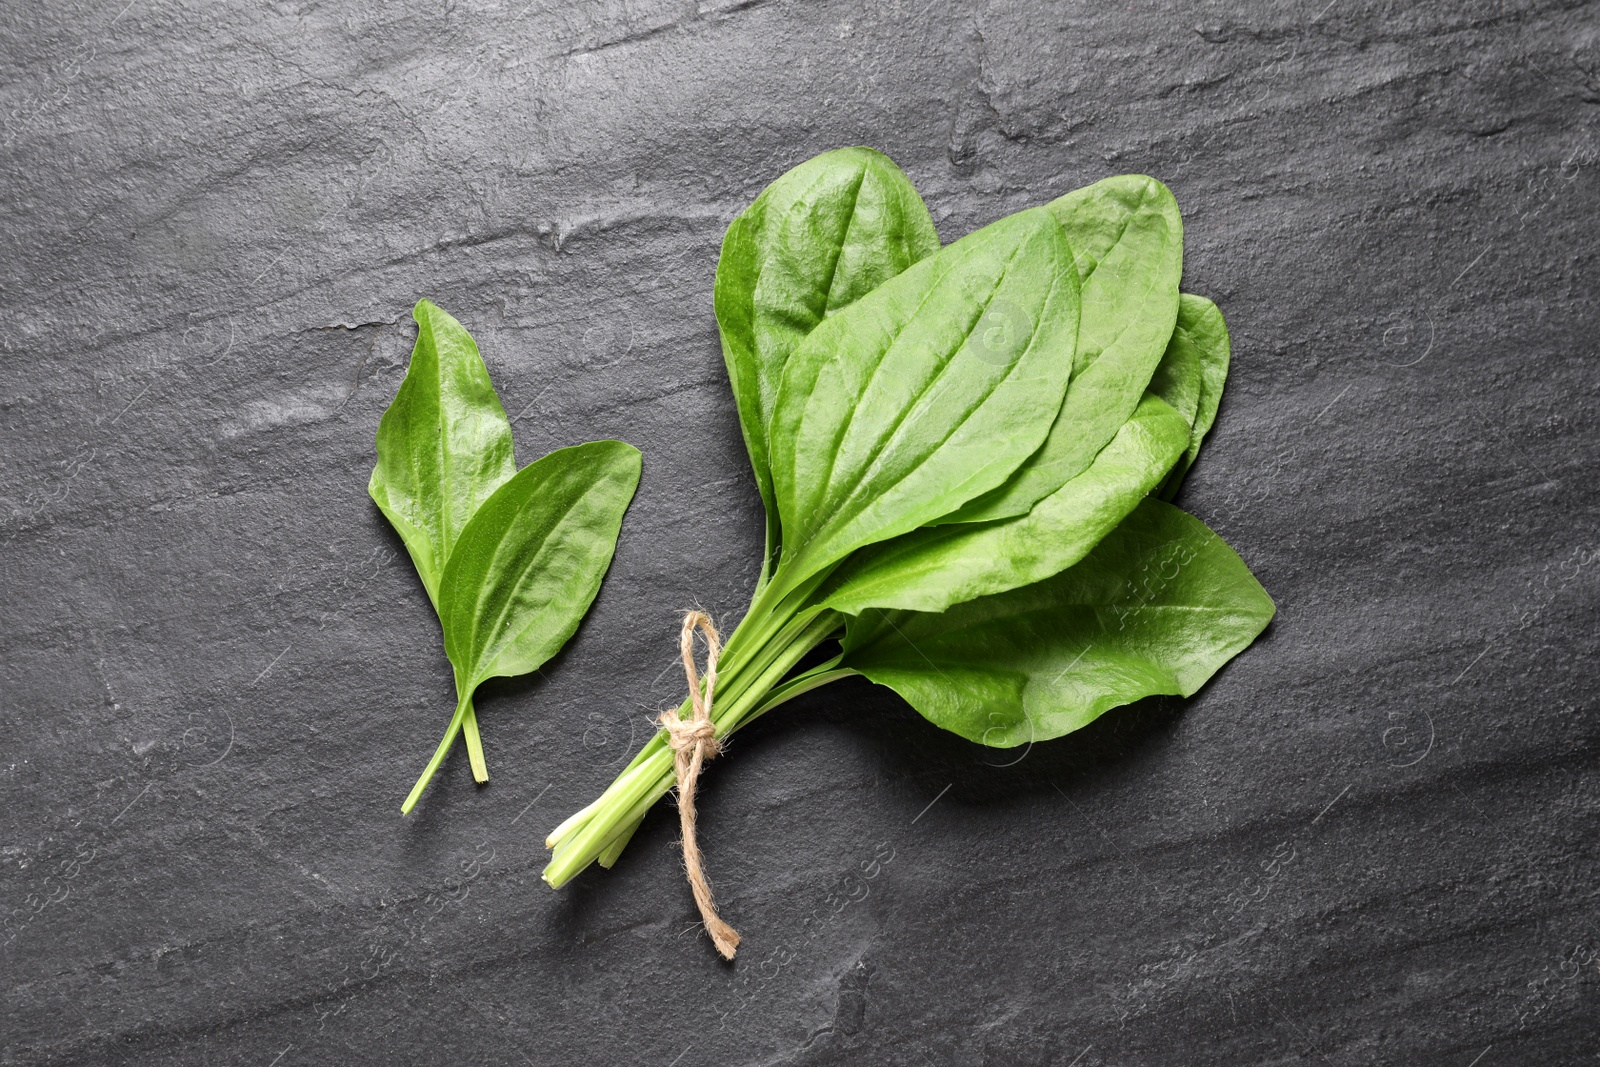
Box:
597 814 644 868
717 611 844 730
540 609 845 887
753 507 779 600
461 696 489 784
545 748 674 885
402 692 473 814
596 574 833 787
594 661 856 872
720 566 835 670
732 658 855 730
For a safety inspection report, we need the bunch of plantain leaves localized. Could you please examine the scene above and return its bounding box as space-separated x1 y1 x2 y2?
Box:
542 147 1275 889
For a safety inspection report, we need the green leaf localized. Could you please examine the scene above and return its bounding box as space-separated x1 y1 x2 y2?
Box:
400 438 641 813
439 440 641 691
368 299 517 611
1145 301 1203 426
839 498 1274 747
820 393 1192 614
1156 294 1230 501
948 175 1183 523
766 206 1082 596
715 147 941 566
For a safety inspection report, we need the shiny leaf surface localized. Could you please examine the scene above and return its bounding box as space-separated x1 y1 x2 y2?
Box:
1157 294 1231 500
821 393 1191 614
368 300 516 610
767 206 1081 594
440 440 641 690
840 498 1274 746
950 175 1183 523
714 147 940 556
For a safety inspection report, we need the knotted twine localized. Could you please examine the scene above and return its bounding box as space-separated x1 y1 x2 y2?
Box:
656 610 741 959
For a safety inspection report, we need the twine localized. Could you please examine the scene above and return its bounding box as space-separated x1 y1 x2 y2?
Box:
657 610 741 959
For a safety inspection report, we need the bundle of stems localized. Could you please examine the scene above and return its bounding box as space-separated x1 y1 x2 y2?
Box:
544 587 846 886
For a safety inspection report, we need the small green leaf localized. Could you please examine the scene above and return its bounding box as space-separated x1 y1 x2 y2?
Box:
766 206 1081 596
368 299 516 611
949 175 1183 523
839 498 1274 746
440 440 641 691
398 436 640 814
715 147 940 568
1157 294 1231 501
820 393 1192 614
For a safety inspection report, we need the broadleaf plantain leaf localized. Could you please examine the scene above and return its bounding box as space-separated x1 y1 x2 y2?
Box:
1156 294 1231 501
368 300 517 612
839 498 1274 746
767 206 1081 596
821 393 1191 614
948 175 1183 523
714 147 941 568
440 440 641 691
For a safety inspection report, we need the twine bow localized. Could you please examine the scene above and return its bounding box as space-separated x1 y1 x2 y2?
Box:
657 610 741 959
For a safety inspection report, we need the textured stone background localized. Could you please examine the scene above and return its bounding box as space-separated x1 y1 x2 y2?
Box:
3 1 1597 1064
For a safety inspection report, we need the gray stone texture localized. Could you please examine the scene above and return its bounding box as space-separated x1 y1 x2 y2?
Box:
2 0 1597 1064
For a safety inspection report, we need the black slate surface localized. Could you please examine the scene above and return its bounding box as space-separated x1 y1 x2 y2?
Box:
3 1 1598 1064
